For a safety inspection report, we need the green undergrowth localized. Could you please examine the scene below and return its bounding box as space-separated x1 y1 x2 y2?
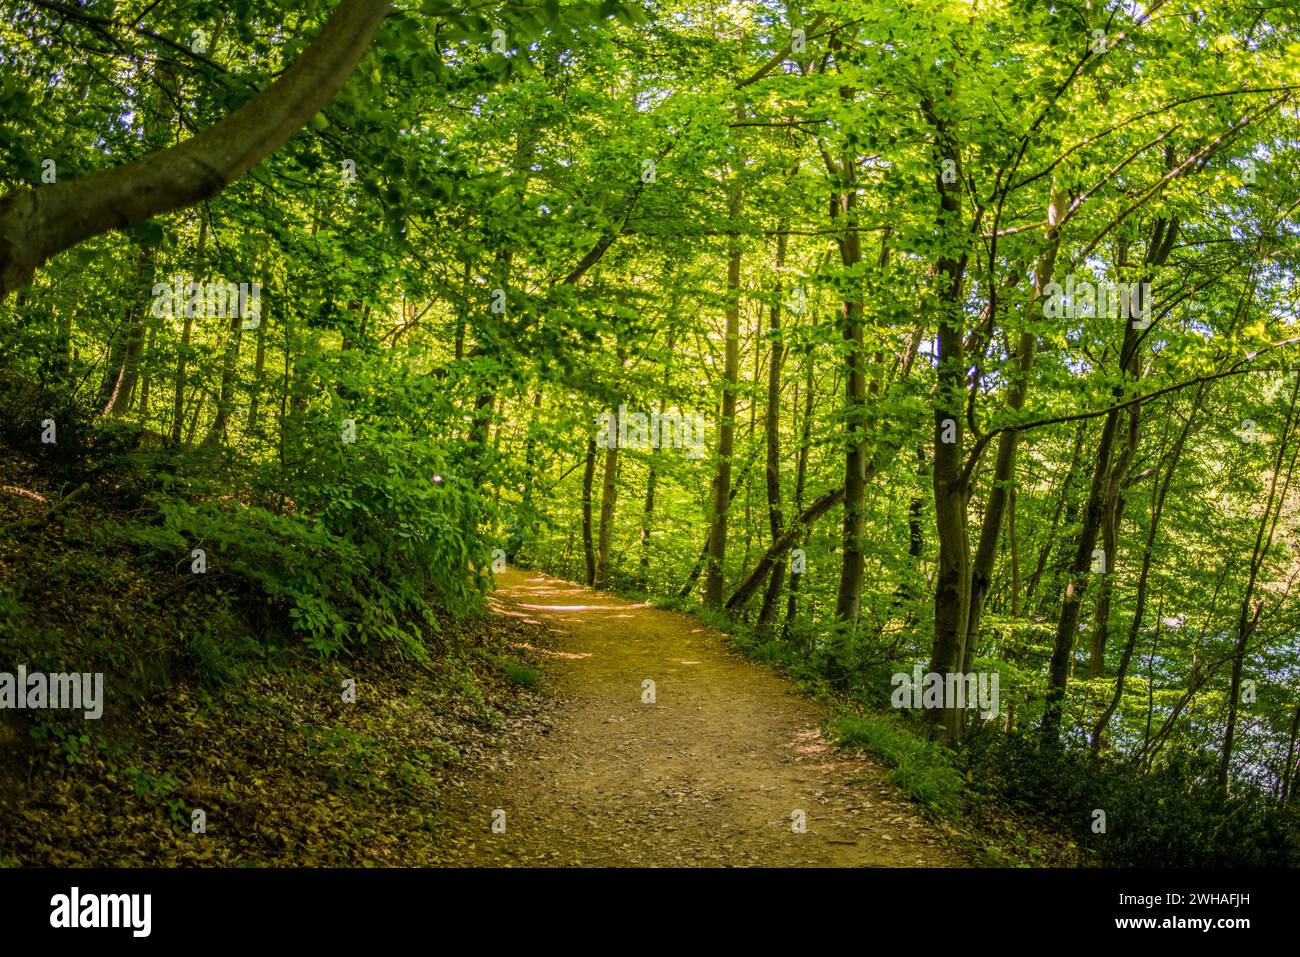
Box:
500 658 541 689
0 385 548 865
0 371 498 696
831 712 965 817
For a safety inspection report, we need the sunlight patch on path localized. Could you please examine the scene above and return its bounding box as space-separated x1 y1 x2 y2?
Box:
430 566 961 868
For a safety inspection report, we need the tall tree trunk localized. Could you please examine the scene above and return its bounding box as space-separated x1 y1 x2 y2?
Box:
1042 214 1178 745
639 390 671 591
103 245 155 417
138 324 155 419
783 323 816 640
833 166 867 625
98 306 131 411
1090 385 1204 752
638 308 681 591
581 436 598 587
924 96 970 744
963 187 1066 673
203 303 244 445
1086 397 1140 678
1008 486 1020 616
704 174 743 608
594 441 619 589
245 297 268 434
757 229 787 629
172 213 208 445
893 445 927 611
1042 338 1130 741
742 304 761 580
639 454 658 590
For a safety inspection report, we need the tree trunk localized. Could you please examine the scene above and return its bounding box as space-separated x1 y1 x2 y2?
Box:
639 457 658 590
581 437 598 587
833 173 867 625
138 324 156 418
1041 344 1128 742
1085 393 1141 677
1042 215 1178 745
783 325 816 640
594 441 619 589
638 388 672 592
103 245 156 417
245 299 268 434
97 307 131 411
924 97 970 745
1090 385 1204 752
704 175 743 608
203 307 244 446
963 189 1066 672
173 214 208 445
1086 483 1126 677
757 230 787 630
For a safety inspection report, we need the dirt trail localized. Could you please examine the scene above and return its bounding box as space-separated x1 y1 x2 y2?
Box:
431 568 961 866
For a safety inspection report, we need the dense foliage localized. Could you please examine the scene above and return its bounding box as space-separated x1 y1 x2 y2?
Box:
3 0 1300 865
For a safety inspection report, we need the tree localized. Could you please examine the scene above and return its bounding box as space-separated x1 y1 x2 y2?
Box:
0 0 392 302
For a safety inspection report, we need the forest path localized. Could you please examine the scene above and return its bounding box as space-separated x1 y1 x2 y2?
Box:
430 568 960 866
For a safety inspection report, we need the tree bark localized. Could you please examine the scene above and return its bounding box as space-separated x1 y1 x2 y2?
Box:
170 216 204 445
783 323 816 639
924 95 970 745
245 298 268 434
203 300 245 445
639 453 658 590
833 186 867 625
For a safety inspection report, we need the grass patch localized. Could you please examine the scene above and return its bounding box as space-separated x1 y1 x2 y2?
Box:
500 659 540 689
833 712 964 817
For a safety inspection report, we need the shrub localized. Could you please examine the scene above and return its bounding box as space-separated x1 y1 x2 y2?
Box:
963 730 1300 866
